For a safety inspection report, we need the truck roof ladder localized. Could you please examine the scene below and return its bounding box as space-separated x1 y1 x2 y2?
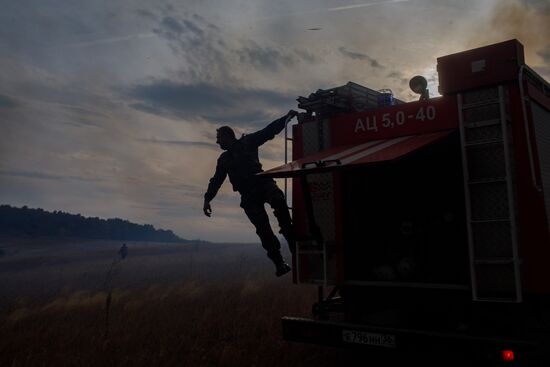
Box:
458 85 523 303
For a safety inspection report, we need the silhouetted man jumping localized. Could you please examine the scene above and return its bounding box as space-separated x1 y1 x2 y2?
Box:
203 110 298 277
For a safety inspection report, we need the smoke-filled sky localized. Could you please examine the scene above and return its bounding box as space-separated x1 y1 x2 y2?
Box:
1 0 549 242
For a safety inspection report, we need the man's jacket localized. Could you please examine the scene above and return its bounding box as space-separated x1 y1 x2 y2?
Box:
204 115 288 201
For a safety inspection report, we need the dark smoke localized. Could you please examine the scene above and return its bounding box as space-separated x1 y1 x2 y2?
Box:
466 0 550 67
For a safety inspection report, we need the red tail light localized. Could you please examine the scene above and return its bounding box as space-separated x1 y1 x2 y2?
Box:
501 350 515 362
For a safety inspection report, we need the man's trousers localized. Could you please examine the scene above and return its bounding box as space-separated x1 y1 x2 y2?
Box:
240 182 295 263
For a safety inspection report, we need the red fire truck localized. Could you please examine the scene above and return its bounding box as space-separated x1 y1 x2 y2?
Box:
260 40 550 365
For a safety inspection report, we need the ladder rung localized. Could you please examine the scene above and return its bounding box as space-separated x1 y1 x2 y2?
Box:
297 250 325 255
465 138 504 147
468 177 507 185
461 99 500 109
465 119 501 128
474 259 515 265
286 137 293 141
471 219 510 224
474 297 520 303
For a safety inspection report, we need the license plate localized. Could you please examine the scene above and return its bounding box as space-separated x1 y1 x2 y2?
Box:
342 329 396 348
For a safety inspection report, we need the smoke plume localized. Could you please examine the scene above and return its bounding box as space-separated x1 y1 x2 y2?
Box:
467 0 550 67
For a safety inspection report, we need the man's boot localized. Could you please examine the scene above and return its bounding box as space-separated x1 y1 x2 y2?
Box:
267 250 291 277
275 262 291 277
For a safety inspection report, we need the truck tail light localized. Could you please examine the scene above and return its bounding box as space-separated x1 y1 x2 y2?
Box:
501 349 515 362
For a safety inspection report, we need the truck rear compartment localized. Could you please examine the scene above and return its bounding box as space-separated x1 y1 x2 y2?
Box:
341 131 469 287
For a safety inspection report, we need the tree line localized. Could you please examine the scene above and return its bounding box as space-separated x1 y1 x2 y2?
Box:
0 205 202 243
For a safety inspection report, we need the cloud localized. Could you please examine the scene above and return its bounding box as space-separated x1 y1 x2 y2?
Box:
235 41 318 72
5 72 117 112
521 0 550 14
264 0 410 20
326 0 409 12
236 42 295 72
152 12 318 83
151 14 232 83
294 49 318 64
136 138 218 150
0 2 94 57
135 8 157 20
538 45 550 63
338 47 384 68
0 170 103 183
387 71 403 79
181 18 205 37
61 33 156 48
386 70 411 84
153 15 213 49
125 81 295 128
338 47 368 60
60 105 108 119
0 94 17 108
160 16 186 35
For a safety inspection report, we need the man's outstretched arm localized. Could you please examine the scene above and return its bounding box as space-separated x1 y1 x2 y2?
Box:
203 156 228 217
246 110 298 147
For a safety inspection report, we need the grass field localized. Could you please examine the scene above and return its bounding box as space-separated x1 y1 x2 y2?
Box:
0 237 363 367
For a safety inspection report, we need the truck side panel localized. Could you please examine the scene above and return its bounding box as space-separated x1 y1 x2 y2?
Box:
531 101 550 236
508 82 550 295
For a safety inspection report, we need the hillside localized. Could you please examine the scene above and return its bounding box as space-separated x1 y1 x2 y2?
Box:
0 205 203 243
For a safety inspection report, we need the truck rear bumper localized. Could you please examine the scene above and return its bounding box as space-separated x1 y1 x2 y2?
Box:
282 317 543 364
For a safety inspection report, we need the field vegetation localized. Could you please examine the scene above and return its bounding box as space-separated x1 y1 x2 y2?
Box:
0 237 359 367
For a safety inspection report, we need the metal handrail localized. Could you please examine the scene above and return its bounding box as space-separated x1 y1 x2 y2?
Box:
518 65 544 192
284 115 294 208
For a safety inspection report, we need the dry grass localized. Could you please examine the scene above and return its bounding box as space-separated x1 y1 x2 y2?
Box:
0 238 365 366
0 273 359 367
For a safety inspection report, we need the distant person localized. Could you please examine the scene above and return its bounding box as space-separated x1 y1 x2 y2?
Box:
203 110 298 277
118 243 128 260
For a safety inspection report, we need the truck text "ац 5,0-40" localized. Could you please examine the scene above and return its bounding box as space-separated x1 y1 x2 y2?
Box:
354 105 437 133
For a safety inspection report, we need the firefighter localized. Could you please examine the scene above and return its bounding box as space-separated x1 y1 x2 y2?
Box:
118 243 128 260
203 110 298 277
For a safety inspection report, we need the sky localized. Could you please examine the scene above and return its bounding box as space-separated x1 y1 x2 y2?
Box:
1 0 549 243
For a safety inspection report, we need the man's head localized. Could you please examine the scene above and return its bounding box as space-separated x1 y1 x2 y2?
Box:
216 126 236 150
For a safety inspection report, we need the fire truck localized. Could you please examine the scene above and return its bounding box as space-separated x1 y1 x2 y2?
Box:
259 40 550 365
